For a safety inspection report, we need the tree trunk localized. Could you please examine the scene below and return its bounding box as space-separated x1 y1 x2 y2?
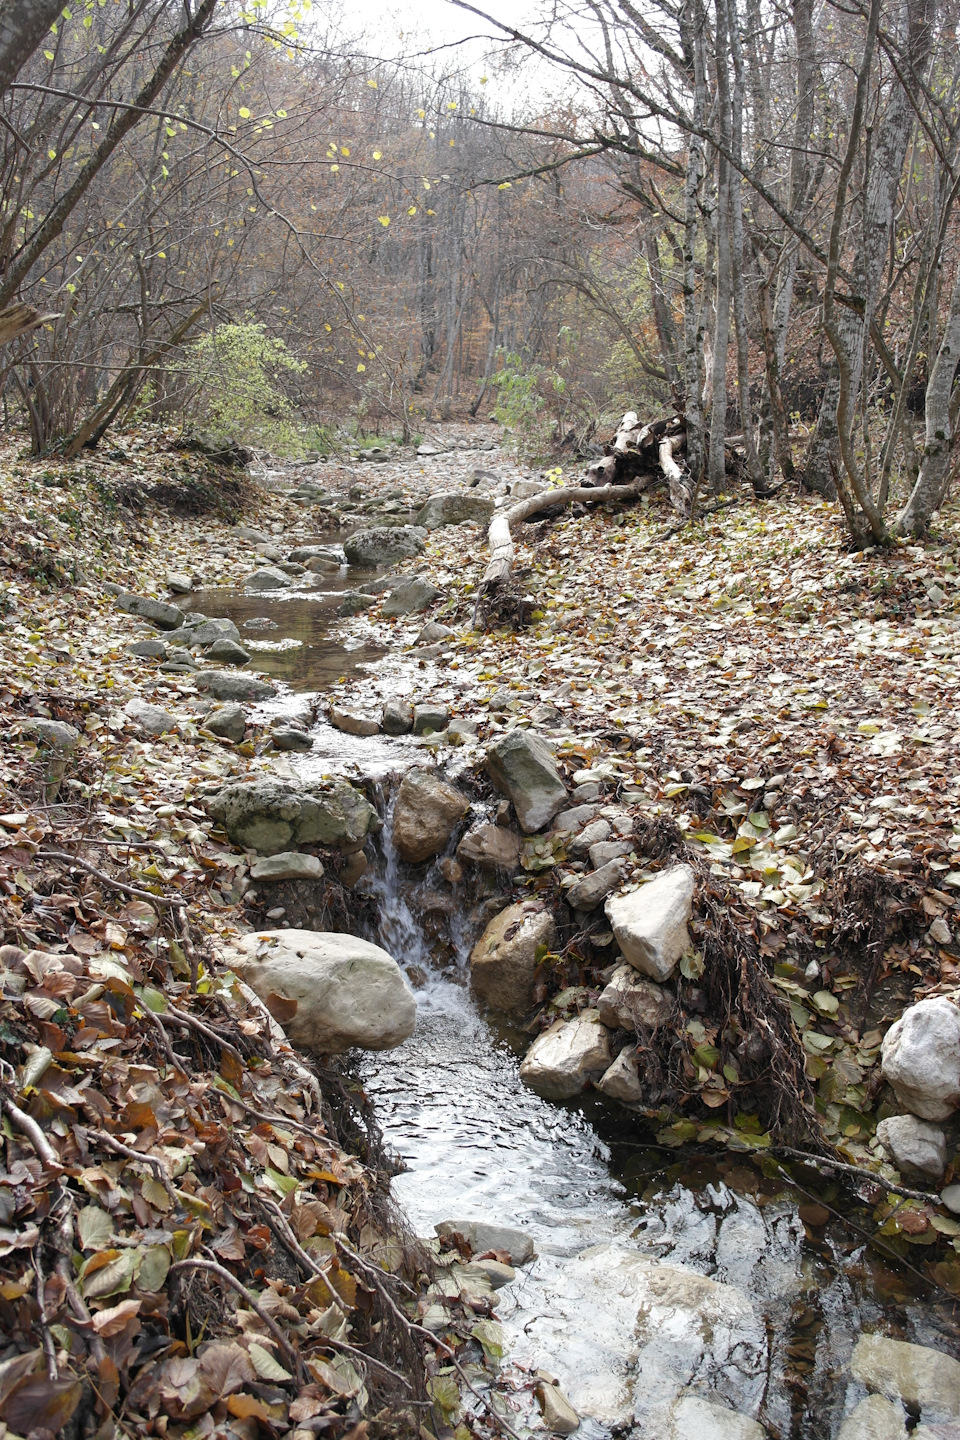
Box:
897 259 960 535
681 0 708 488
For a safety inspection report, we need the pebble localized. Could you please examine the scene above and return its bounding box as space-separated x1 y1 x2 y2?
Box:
337 591 376 617
166 572 193 593
382 700 414 735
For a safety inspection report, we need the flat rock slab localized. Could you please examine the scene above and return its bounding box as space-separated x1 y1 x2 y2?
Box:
329 705 380 737
226 928 416 1053
526 1245 767 1427
116 592 184 630
434 1219 535 1266
851 1333 960 1417
204 778 377 855
194 670 277 702
249 852 324 882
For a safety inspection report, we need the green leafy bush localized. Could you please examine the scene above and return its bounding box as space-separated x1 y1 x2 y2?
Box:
177 322 307 454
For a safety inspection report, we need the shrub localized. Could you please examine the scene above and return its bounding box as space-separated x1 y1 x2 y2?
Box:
176 322 307 454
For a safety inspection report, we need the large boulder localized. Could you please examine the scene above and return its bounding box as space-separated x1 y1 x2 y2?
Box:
485 729 567 833
416 493 496 530
116 592 185 630
470 901 557 1013
193 670 276 702
343 525 426 568
21 718 79 750
851 1334 960 1417
392 768 470 863
881 997 960 1120
876 1114 947 1180
605 866 695 982
226 929 416 1053
205 778 377 855
519 1012 613 1099
598 964 674 1031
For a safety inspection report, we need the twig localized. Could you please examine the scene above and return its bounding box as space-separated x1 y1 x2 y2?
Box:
33 1256 59 1381
177 904 200 991
169 1257 303 1379
773 1144 942 1204
81 1127 181 1208
253 1196 351 1317
136 1000 185 1072
1 1092 61 1170
37 849 184 907
160 1005 243 1061
232 978 325 1116
216 1089 327 1141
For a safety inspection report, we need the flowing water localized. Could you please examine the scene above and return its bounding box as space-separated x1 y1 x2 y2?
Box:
202 581 960 1440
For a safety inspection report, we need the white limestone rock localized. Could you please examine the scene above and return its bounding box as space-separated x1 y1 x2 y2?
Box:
605 866 695 981
851 1333 960 1418
881 997 960 1121
876 1114 947 1181
519 1012 613 1100
225 928 416 1053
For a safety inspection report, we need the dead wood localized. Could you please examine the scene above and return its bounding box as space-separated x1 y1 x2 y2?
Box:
0 302 59 347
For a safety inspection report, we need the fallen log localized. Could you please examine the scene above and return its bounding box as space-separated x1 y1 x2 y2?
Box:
480 410 688 593
482 472 656 589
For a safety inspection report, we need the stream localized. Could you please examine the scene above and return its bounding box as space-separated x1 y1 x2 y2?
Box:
199 569 960 1440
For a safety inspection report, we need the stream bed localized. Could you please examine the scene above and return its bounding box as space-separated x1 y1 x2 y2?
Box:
199 578 960 1440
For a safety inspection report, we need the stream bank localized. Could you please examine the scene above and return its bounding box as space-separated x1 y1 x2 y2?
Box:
2 425 960 1438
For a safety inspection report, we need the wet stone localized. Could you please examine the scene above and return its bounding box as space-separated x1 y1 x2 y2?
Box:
382 700 414 735
272 728 314 752
337 590 376 617
205 638 251 665
249 852 324 882
413 703 449 736
329 705 380 737
205 704 246 743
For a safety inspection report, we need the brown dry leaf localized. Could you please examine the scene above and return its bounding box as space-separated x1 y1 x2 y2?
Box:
1 1376 82 1434
92 1298 142 1337
265 990 299 1024
197 1341 256 1397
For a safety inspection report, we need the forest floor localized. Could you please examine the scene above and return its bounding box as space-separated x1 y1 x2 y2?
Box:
1 422 960 1437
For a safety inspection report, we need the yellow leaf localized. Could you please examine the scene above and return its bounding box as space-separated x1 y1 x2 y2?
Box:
367 78 377 87
378 215 390 226
407 206 417 214
357 363 366 372
372 149 382 159
238 106 251 118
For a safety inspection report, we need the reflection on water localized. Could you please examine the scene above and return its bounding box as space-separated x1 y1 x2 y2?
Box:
189 579 387 691
357 815 960 1439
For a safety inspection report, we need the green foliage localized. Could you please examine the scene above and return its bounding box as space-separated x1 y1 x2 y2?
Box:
491 349 552 462
177 323 307 455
